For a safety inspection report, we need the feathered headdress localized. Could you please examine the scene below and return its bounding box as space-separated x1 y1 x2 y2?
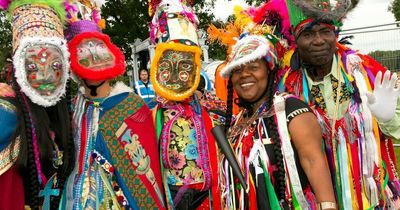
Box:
286 0 359 37
208 2 287 78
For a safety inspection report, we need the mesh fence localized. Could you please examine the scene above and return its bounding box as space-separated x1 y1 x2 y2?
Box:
340 22 400 72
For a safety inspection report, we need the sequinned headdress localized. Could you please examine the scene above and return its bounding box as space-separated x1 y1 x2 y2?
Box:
65 0 125 81
149 0 202 101
286 0 359 38
1 0 70 107
209 2 286 78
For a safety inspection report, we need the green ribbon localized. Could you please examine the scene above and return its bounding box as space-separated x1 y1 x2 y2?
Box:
261 162 280 209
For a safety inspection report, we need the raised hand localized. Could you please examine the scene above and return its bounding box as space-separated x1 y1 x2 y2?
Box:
366 70 400 122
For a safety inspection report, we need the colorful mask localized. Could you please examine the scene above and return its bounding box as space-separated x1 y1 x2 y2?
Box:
24 44 64 95
157 50 195 92
150 0 201 101
8 0 70 107
68 32 125 81
76 38 116 70
151 43 201 101
14 37 70 107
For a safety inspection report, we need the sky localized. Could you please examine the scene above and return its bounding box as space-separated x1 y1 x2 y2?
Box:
208 0 399 53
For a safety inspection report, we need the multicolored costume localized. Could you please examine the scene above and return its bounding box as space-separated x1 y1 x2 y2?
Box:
149 0 223 209
215 4 324 209
278 0 400 209
0 0 74 209
62 1 165 209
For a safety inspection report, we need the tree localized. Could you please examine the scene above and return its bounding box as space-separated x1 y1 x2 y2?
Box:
101 0 226 66
101 0 150 72
0 10 12 70
389 0 400 21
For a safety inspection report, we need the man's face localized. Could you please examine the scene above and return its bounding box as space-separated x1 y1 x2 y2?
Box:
76 38 116 70
156 50 196 93
296 24 337 67
140 70 149 82
24 44 64 95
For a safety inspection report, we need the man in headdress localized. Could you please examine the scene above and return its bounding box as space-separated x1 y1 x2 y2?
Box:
61 1 165 209
278 0 400 209
149 0 222 209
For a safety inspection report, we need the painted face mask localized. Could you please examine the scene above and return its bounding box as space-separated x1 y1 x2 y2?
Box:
25 44 64 95
76 38 116 70
151 43 201 101
157 50 195 93
68 32 125 81
14 37 70 107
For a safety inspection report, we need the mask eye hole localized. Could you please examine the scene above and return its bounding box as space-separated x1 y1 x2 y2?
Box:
52 61 62 70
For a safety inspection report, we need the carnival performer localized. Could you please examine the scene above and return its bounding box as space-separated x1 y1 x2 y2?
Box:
278 0 400 209
148 0 224 209
214 4 336 210
0 0 75 209
61 1 165 209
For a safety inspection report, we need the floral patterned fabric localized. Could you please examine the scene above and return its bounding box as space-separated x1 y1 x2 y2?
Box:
310 75 352 112
164 109 204 186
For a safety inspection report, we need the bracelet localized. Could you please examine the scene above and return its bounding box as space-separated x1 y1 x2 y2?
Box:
318 202 336 210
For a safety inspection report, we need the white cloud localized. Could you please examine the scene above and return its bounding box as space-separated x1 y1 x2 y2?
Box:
341 0 399 53
211 0 249 22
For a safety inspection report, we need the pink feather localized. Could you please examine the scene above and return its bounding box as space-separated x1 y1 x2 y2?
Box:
0 0 11 10
92 9 100 24
246 0 294 46
181 10 198 27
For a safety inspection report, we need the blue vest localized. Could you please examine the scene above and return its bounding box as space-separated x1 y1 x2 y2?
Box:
134 80 156 108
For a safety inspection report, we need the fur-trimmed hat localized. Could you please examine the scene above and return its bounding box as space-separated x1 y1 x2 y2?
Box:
208 3 283 79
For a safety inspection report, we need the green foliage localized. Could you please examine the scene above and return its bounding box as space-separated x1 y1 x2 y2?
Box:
0 10 12 70
101 0 228 65
101 0 150 72
389 0 400 21
368 50 400 72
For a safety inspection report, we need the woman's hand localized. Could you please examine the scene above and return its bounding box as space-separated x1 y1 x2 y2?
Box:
0 83 15 98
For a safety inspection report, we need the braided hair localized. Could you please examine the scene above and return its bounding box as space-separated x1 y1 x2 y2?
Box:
224 78 234 133
264 70 287 201
225 64 287 201
12 75 75 209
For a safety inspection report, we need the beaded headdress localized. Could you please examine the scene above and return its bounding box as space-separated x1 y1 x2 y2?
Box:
1 0 70 107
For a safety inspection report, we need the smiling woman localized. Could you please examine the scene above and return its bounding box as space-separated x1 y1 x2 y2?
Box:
220 33 336 210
